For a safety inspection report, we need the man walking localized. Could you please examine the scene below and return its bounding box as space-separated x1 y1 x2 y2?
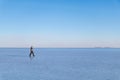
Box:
29 46 35 57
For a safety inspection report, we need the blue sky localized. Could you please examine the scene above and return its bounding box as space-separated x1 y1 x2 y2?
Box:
0 0 120 48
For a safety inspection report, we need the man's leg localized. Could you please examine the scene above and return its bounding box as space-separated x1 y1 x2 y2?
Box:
29 53 31 57
32 52 35 56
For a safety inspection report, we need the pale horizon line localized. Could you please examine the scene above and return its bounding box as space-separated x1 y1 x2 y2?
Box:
0 47 119 49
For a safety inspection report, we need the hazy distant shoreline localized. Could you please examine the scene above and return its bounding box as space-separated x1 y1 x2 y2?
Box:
0 47 119 49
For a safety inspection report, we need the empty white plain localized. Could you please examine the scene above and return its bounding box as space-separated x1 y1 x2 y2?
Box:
0 48 120 80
